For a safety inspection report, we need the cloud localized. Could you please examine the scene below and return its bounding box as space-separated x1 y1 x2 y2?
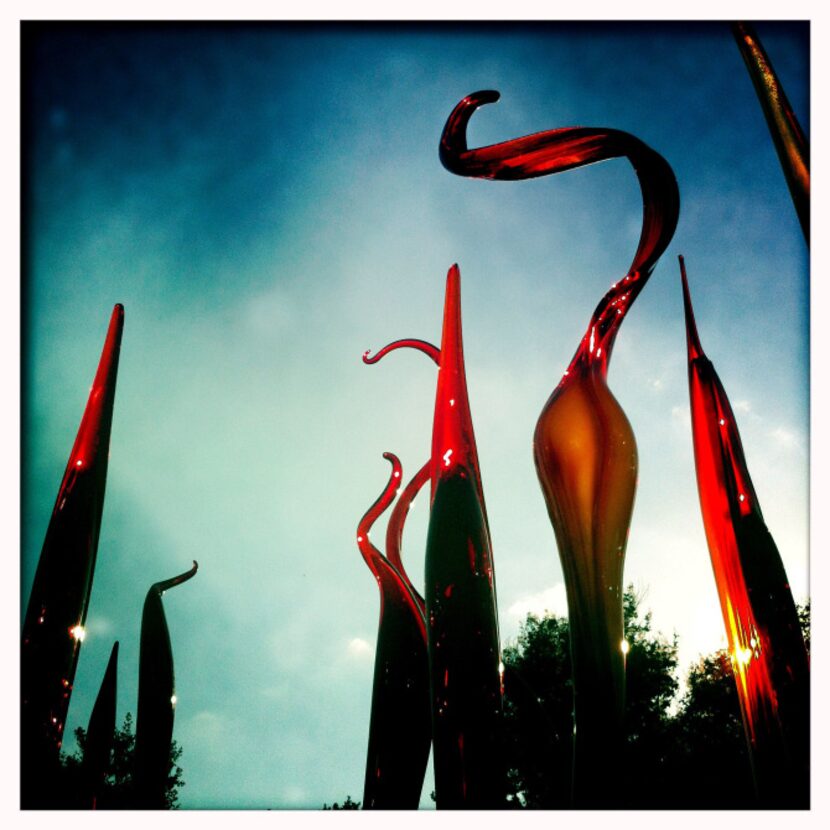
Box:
769 426 802 451
671 404 691 430
733 399 752 414
346 637 374 659
507 584 568 621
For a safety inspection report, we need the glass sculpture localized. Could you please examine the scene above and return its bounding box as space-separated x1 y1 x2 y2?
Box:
83 640 119 808
356 454 431 809
134 561 198 809
364 265 504 808
732 22 809 241
21 303 125 804
440 91 679 805
680 256 809 807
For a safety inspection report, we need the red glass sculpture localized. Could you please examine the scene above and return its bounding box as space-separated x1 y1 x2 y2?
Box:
680 256 809 807
134 561 198 809
365 266 504 808
83 640 119 808
441 92 679 805
732 22 809 241
357 454 431 809
21 304 124 804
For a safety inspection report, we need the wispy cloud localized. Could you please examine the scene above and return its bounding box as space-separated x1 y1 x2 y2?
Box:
507 583 568 621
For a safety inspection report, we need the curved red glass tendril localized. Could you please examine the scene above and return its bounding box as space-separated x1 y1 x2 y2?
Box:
680 255 809 807
441 90 679 377
441 91 679 807
357 453 431 808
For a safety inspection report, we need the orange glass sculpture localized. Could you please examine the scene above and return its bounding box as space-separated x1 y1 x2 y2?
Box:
134 561 198 809
364 265 504 808
356 454 431 809
732 22 809 241
21 304 124 805
441 91 679 805
681 256 809 807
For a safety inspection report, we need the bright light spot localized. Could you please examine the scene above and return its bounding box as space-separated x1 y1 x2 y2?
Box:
596 348 602 358
621 639 630 655
589 327 595 352
498 660 504 676
70 625 86 642
170 695 177 705
734 647 753 666
75 459 83 467
357 535 364 543
393 471 400 478
347 637 373 659
739 494 745 502
450 398 455 406
719 418 726 426
443 449 453 467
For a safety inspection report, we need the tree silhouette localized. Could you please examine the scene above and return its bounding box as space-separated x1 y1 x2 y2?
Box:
501 590 810 809
55 713 184 809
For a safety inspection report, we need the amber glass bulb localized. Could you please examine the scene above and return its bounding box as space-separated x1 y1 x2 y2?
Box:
440 91 678 806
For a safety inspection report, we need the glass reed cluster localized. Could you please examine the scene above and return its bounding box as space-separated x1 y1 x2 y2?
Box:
440 91 679 806
355 454 431 809
363 265 504 808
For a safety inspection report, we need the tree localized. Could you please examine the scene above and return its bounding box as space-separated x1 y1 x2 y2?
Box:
322 795 361 809
502 591 810 809
501 586 679 808
55 712 185 809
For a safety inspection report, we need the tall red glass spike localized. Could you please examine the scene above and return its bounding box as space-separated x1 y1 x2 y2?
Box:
732 22 809 242
425 266 504 808
83 640 119 808
21 304 124 805
441 92 679 806
357 454 431 809
134 561 198 809
364 266 504 807
681 256 809 807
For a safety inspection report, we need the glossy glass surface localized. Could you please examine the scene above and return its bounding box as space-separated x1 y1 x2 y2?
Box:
134 561 198 809
21 304 124 803
84 640 119 808
357 454 431 809
732 22 809 241
365 266 504 808
441 92 679 805
681 257 809 807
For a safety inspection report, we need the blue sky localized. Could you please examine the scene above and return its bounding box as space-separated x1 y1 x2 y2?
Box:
20 21 809 808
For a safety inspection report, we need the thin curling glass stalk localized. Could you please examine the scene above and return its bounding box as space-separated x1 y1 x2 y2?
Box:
364 266 505 808
440 92 679 806
357 454 430 809
134 561 198 809
732 22 809 242
83 641 119 809
680 256 809 807
21 303 124 805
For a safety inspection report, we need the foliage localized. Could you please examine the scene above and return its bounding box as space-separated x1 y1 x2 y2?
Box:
55 712 184 809
322 794 361 809
501 590 811 809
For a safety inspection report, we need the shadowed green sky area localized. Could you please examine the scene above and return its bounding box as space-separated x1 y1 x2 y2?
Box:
22 21 808 808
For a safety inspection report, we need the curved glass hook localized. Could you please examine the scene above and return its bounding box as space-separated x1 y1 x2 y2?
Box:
357 454 431 809
681 255 809 807
134 561 198 809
